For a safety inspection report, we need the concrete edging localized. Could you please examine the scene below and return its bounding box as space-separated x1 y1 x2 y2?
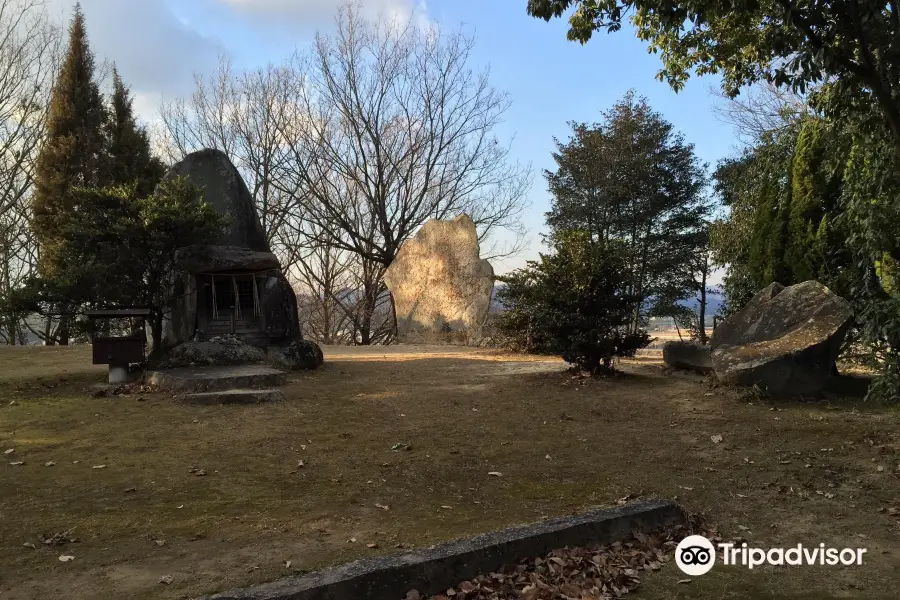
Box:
201 498 684 600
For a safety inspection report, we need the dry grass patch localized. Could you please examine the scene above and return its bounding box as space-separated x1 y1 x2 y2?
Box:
0 344 898 599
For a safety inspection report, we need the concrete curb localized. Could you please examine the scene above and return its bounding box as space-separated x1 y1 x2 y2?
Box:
201 498 683 600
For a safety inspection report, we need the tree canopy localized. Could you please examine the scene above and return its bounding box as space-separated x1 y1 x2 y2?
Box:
53 177 226 353
102 66 165 195
526 0 900 150
545 92 709 331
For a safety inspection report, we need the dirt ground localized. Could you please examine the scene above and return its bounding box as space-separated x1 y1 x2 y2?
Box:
1 344 899 599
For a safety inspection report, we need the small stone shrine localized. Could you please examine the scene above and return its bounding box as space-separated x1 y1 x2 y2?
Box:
155 149 322 372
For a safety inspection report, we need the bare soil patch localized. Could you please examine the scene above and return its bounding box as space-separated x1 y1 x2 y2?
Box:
0 344 898 599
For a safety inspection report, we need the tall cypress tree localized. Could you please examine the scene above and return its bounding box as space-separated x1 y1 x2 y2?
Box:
102 66 165 195
32 3 106 280
30 3 106 344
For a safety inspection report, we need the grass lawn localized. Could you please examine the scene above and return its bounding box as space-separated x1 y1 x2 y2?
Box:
1 344 898 599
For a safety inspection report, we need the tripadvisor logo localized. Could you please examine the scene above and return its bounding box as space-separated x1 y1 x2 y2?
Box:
675 535 867 575
676 535 716 576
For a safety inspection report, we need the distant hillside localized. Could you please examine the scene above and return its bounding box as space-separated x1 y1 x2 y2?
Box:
678 292 725 316
492 283 726 316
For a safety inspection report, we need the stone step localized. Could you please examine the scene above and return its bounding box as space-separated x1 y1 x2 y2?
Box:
177 388 284 405
147 365 287 392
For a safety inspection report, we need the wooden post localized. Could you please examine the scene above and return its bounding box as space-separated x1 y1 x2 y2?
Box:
230 307 235 334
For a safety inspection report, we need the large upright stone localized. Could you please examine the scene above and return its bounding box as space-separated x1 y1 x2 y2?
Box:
162 148 270 252
385 215 494 342
711 281 853 395
156 149 311 359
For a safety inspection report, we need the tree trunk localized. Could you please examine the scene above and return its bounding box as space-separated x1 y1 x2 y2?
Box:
42 314 53 345
358 290 375 346
150 314 164 359
698 264 708 345
56 313 70 346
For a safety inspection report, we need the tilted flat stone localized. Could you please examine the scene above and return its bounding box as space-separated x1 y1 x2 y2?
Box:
663 341 713 374
710 282 784 350
711 281 853 396
385 214 494 343
147 365 287 393
177 388 284 405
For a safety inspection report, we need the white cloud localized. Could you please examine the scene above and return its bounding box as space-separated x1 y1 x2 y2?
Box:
44 0 225 122
36 0 430 126
217 0 427 25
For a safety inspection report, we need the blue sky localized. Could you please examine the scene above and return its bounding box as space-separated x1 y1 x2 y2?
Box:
55 0 738 276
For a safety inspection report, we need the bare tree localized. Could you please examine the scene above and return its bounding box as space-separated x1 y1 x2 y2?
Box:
158 4 530 345
711 81 811 146
158 57 298 241
274 5 530 269
0 0 61 344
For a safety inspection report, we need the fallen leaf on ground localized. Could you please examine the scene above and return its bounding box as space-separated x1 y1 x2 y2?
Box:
440 505 452 509
23 542 35 549
9 461 23 466
349 537 357 543
92 465 106 469
297 460 304 468
284 560 292 568
159 575 173 585
44 461 55 467
58 555 75 562
678 579 692 584
374 503 390 510
41 529 78 546
710 434 723 444
4 448 14 454
367 543 378 548
154 540 165 547
487 471 503 477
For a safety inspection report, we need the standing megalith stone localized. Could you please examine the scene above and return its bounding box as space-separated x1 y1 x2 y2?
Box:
710 281 853 395
162 148 269 252
385 215 494 343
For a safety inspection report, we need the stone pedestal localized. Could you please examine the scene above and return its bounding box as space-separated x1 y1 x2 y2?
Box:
108 364 130 385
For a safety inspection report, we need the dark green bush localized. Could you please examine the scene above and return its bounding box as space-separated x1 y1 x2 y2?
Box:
496 231 650 375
